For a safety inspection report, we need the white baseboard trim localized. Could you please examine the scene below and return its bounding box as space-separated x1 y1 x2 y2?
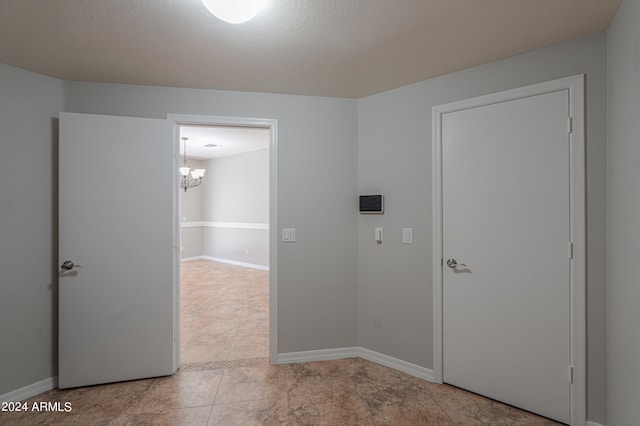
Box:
276 347 434 383
202 256 269 271
180 255 269 271
180 255 204 262
1 350 432 403
181 221 269 230
586 422 606 426
1 376 57 403
358 347 434 382
276 347 360 364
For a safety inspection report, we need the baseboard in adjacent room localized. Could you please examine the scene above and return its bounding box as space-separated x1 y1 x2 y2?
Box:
202 256 269 271
0 376 57 403
586 421 607 426
180 255 269 271
180 255 205 262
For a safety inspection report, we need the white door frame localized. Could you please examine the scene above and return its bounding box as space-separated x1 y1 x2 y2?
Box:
432 75 585 425
167 114 279 369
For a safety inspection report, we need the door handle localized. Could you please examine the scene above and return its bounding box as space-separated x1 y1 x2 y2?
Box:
60 260 75 270
446 259 467 269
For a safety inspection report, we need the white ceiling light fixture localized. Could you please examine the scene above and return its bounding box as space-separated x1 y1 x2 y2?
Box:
201 0 268 24
179 137 206 192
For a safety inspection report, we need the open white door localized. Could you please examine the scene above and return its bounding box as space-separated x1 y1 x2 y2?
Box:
58 112 176 389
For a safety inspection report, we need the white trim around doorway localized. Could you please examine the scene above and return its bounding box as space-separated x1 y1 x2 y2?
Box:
167 113 279 369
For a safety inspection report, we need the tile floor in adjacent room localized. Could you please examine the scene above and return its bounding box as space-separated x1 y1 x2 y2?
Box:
180 259 270 365
2 260 562 425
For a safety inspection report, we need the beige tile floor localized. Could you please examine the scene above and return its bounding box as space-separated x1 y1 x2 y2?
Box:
2 260 562 425
180 260 270 365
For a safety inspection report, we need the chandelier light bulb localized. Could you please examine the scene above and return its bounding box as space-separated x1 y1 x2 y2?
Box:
201 0 268 24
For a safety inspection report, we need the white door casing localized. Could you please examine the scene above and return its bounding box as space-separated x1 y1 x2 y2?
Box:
432 75 585 425
166 114 279 365
59 113 176 388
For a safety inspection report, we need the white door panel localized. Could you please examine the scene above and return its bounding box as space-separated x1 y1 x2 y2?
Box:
59 112 176 389
442 91 571 423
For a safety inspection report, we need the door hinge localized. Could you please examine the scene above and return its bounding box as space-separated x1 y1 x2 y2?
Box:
568 242 574 259
569 365 574 384
567 117 573 134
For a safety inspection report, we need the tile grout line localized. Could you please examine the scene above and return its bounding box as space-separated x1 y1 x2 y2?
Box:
206 368 224 425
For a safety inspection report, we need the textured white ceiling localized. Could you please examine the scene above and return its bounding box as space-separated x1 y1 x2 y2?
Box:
0 0 620 98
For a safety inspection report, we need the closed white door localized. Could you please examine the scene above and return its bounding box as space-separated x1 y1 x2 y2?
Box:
58 112 176 389
441 90 571 423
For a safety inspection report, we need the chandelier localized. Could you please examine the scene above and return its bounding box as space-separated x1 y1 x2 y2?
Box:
179 137 206 192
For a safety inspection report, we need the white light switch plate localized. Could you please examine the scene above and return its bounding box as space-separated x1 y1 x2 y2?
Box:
282 228 296 242
402 228 413 244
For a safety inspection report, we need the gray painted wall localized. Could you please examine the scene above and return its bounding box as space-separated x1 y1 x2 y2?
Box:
201 148 269 266
606 0 640 424
0 65 64 394
181 149 270 266
180 227 204 259
357 32 607 423
203 227 268 267
203 148 269 223
63 84 360 354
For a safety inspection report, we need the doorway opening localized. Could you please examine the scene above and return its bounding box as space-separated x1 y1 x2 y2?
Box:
168 115 278 370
